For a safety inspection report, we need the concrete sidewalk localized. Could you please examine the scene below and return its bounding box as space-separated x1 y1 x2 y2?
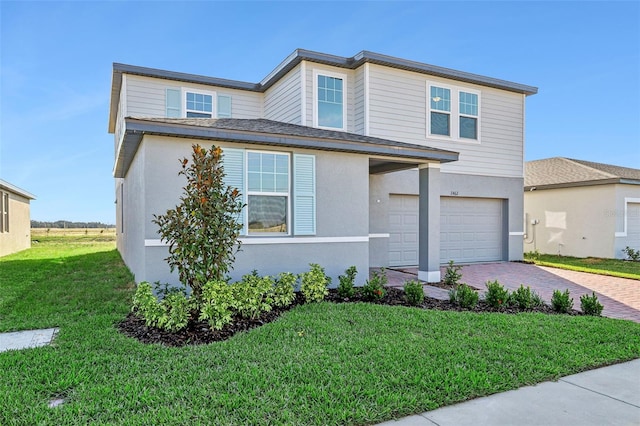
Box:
377 359 640 426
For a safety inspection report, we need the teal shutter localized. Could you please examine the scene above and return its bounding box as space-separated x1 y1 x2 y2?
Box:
293 154 316 235
217 95 232 118
222 148 245 233
166 88 181 117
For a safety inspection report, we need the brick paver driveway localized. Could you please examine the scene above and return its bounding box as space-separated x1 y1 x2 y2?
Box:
384 263 640 323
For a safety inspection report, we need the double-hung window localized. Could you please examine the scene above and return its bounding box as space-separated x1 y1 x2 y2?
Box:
428 83 480 141
165 88 232 118
185 91 213 118
247 151 290 234
430 86 451 136
314 71 346 130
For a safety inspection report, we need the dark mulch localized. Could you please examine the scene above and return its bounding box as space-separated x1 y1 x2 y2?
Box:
118 287 583 347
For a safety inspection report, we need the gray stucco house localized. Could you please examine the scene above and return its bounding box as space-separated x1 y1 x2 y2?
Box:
524 157 640 259
108 49 537 285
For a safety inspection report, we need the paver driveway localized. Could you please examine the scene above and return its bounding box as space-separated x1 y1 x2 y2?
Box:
384 262 640 323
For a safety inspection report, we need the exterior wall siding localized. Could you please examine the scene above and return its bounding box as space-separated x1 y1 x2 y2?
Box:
0 191 32 257
354 65 366 135
366 64 525 178
524 185 617 258
137 135 370 285
264 65 302 124
613 184 640 257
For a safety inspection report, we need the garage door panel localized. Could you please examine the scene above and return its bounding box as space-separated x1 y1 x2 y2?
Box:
389 195 419 266
441 197 503 263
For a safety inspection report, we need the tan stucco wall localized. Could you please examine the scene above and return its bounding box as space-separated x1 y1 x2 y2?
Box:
0 191 32 257
523 183 640 259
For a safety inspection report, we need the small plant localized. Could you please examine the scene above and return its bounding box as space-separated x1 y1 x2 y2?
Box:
200 280 235 330
300 263 330 303
551 289 574 313
233 271 274 319
157 292 191 332
622 246 640 262
524 250 541 262
337 266 357 298
153 281 186 298
485 280 510 309
362 269 387 302
132 281 163 327
531 291 545 308
443 260 462 286
271 272 297 308
510 285 534 309
448 283 478 309
580 292 604 316
403 280 424 306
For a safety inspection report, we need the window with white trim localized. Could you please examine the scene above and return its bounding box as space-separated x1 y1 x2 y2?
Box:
428 83 480 141
314 70 346 130
185 91 213 118
247 151 290 234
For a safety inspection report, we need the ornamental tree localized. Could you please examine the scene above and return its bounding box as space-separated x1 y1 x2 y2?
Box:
153 144 244 301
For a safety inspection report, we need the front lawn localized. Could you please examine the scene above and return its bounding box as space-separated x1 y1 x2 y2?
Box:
1 238 639 425
527 253 640 280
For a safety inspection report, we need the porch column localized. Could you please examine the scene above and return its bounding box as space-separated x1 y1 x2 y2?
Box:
418 163 441 282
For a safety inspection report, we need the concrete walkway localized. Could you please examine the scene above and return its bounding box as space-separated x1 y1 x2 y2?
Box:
0 327 58 353
378 359 640 426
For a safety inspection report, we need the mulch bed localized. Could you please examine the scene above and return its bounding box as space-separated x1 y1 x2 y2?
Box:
118 287 583 347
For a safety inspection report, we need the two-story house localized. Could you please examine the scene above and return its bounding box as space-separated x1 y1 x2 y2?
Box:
108 49 537 285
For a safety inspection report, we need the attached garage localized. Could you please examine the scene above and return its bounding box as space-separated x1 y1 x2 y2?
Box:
388 194 505 267
440 197 504 264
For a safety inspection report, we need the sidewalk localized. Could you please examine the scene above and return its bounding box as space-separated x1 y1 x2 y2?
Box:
377 358 640 426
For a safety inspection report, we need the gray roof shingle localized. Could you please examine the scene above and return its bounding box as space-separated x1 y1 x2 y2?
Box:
525 157 640 189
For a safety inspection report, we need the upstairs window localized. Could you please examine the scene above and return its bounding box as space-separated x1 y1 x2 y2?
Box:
430 86 451 136
247 151 290 234
314 71 346 130
459 91 478 139
186 91 213 118
428 83 480 141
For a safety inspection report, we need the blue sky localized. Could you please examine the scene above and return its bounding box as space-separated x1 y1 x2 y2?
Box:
1 1 638 224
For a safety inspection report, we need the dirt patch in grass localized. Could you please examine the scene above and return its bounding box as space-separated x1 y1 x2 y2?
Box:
118 288 583 347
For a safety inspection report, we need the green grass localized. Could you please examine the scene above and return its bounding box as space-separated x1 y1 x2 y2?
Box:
1 238 640 425
527 253 640 280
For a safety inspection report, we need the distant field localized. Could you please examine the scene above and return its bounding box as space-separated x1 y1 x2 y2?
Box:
31 228 116 243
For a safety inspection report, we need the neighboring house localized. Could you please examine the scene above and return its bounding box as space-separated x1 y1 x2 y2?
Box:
0 179 36 257
524 157 640 259
108 49 537 285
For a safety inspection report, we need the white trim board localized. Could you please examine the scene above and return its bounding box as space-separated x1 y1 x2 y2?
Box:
144 236 369 247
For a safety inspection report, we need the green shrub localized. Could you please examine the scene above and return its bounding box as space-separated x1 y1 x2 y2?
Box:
271 272 297 308
580 292 604 316
362 269 387 302
403 280 424 306
449 283 478 309
233 271 274 319
510 285 534 309
531 291 545 308
623 246 640 261
551 289 574 313
337 266 358 298
157 292 191 332
443 260 462 286
300 263 330 303
524 250 541 262
485 280 510 309
132 281 163 327
200 280 235 330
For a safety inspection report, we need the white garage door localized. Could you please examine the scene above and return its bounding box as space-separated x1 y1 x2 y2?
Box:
441 197 503 263
627 203 640 249
388 195 419 266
